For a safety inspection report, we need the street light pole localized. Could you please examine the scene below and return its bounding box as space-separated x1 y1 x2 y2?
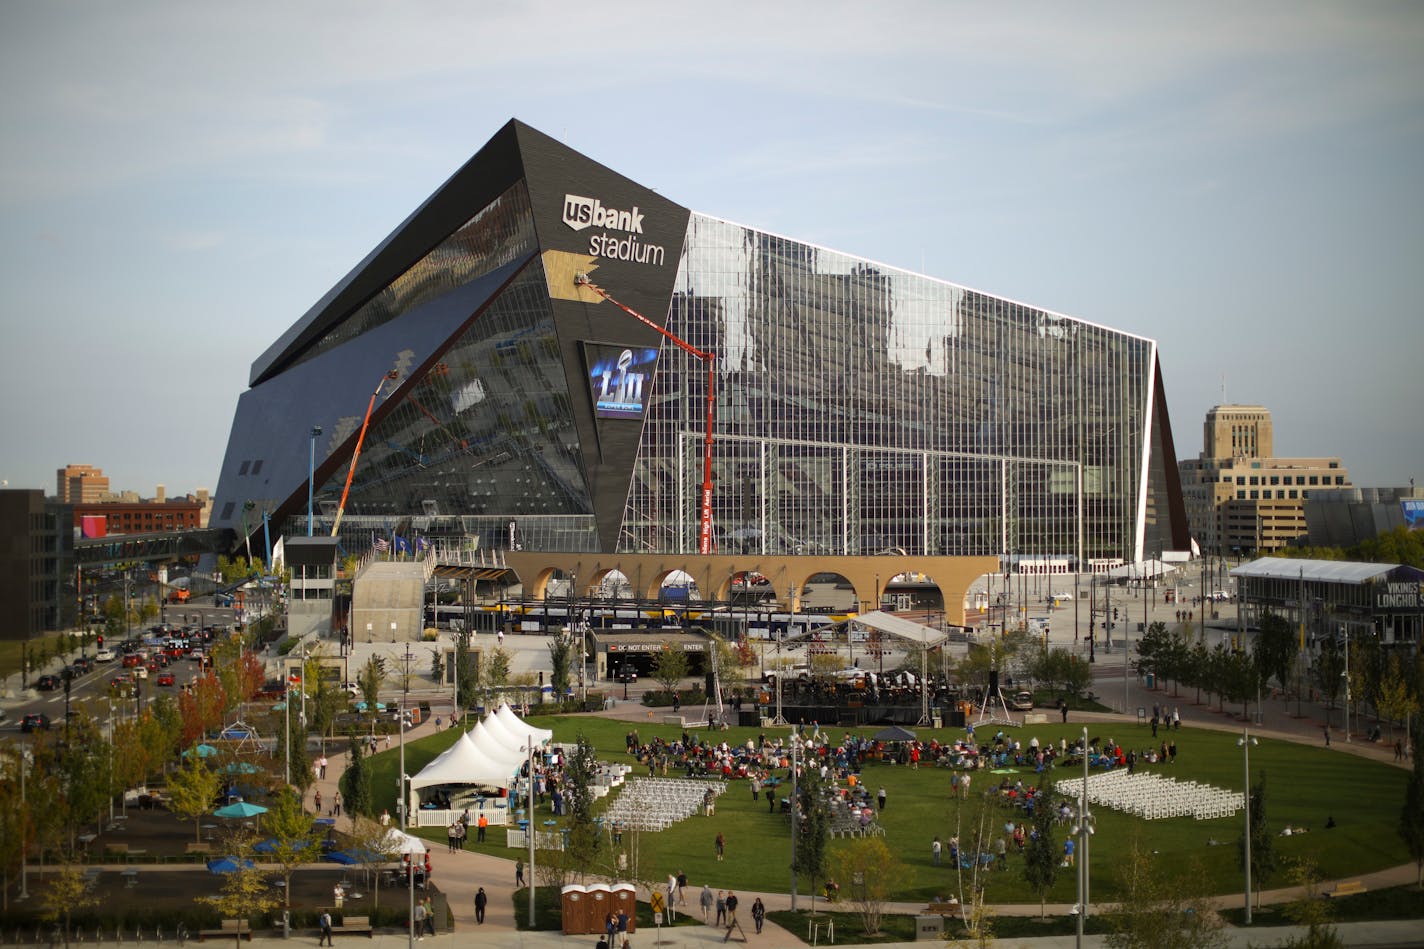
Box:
1074 726 1094 947
789 734 800 912
1239 726 1258 924
17 748 30 900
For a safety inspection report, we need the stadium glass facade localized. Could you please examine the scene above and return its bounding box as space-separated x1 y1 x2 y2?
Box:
211 120 1187 570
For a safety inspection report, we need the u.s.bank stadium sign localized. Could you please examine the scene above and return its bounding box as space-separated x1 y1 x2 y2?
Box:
1375 582 1424 611
563 194 667 266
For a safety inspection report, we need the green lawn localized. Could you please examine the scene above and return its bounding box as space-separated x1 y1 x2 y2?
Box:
361 712 1411 906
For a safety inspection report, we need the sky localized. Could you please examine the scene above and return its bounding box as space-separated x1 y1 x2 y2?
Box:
2 1 1422 498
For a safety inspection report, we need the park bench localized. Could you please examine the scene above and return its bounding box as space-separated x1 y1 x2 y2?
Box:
1324 880 1367 899
186 842 212 855
925 900 960 918
330 915 373 938
198 919 252 941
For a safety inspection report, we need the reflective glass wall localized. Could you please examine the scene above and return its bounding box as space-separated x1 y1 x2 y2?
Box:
621 215 1157 563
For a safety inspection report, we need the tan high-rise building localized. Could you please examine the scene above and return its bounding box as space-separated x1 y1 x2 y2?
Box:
1179 405 1350 554
56 464 109 504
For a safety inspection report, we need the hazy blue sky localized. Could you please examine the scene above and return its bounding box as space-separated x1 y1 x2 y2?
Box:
2 1 1421 499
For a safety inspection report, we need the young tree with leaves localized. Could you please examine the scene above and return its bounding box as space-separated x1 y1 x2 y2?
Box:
484 646 512 685
199 832 277 944
547 637 572 696
169 748 223 843
1279 859 1344 949
1021 782 1059 918
1238 772 1277 910
650 643 688 700
792 758 830 910
262 787 321 915
1104 839 1225 949
561 734 602 882
40 864 99 949
343 727 372 822
834 836 908 935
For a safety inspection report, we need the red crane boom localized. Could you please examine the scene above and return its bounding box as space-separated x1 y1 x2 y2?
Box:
573 273 717 554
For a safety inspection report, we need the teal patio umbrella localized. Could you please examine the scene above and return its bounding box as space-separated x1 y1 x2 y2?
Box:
214 801 268 819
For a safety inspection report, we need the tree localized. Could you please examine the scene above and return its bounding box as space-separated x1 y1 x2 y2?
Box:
1375 652 1420 740
561 734 602 882
1401 729 1424 888
1279 859 1344 949
343 728 373 821
357 655 386 725
178 673 229 747
39 864 99 948
199 832 277 944
347 816 401 911
548 637 572 697
262 787 320 915
1021 780 1059 917
1103 839 1225 949
484 647 512 686
792 757 830 909
650 643 688 700
834 836 908 935
169 748 223 843
1254 611 1296 694
1313 641 1345 723
1238 772 1278 909
454 628 478 708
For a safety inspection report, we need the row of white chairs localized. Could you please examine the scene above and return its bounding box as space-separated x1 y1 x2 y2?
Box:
601 777 726 831
1055 770 1241 821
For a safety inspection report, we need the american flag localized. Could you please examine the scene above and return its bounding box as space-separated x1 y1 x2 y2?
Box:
373 536 390 552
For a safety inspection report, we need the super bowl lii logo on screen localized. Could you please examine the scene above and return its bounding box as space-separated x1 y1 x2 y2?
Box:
563 194 666 266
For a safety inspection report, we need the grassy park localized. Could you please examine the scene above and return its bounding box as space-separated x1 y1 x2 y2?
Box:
363 712 1412 906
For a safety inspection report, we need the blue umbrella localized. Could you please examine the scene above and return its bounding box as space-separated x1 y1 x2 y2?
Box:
322 850 357 865
214 801 268 819
254 838 308 854
224 762 261 775
184 743 218 759
207 857 254 874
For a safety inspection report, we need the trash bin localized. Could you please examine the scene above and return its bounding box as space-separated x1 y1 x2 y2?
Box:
916 915 945 940
1146 674 1155 688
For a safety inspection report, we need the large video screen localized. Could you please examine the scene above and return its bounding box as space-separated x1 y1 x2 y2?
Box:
582 342 659 420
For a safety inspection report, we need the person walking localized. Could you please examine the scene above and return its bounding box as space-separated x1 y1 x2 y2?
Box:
725 891 738 925
477 813 488 843
413 897 427 941
714 832 725 861
318 911 332 946
932 836 942 865
616 908 630 948
318 755 328 779
676 870 688 905
877 786 887 811
474 887 487 924
750 897 766 934
515 857 525 887
715 890 727 927
314 789 323 813
700 885 714 922
332 791 342 817
422 897 436 936
1323 725 1331 747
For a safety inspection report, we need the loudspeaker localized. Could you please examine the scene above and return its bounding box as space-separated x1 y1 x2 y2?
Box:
988 670 999 693
705 672 715 694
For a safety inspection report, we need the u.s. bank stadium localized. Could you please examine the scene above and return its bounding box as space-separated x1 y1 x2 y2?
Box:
210 118 1191 654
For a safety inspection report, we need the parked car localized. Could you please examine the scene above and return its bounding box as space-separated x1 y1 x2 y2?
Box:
763 665 812 684
1208 590 1232 602
21 713 50 732
1009 690 1035 711
613 665 639 683
35 674 61 691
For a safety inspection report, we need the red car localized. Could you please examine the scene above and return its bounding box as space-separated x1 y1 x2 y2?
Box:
156 672 175 687
121 654 141 668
